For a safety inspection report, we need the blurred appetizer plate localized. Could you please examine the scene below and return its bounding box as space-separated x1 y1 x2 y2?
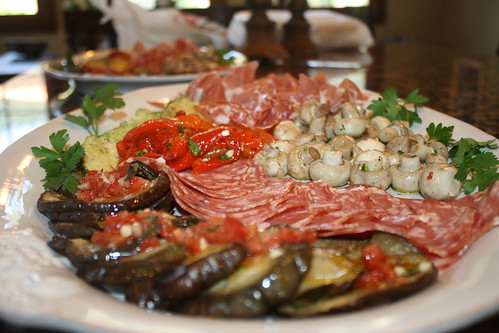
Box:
43 49 247 94
0 84 498 333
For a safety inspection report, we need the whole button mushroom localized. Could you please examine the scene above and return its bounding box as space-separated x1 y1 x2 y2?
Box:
254 145 289 177
299 100 328 126
419 163 462 200
390 154 423 193
310 150 351 187
273 120 302 141
287 146 321 180
350 150 392 189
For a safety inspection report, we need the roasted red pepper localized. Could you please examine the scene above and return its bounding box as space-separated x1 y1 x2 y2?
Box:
116 113 274 173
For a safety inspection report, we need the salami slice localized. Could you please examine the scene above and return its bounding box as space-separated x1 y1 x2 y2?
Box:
154 158 498 270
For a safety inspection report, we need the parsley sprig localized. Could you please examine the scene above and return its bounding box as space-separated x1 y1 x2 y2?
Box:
426 122 498 194
368 88 428 126
449 137 499 194
426 122 455 146
31 129 85 193
65 83 125 136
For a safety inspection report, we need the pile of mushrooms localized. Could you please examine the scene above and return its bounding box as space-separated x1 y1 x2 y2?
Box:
254 100 462 200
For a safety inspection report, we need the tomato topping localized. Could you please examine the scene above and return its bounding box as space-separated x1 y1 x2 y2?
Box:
92 210 317 255
77 162 151 203
356 243 402 290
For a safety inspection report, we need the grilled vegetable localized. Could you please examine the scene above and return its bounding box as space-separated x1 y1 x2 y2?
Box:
179 242 312 317
37 172 173 223
277 232 437 316
157 243 247 307
78 241 188 285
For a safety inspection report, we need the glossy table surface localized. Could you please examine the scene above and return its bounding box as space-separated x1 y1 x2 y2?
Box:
0 42 498 332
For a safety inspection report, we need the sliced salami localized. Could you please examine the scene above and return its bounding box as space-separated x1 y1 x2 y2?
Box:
157 158 498 269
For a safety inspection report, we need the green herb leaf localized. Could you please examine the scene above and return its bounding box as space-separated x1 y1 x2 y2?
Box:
367 88 427 126
65 83 125 136
31 130 85 193
449 138 499 194
426 123 455 146
188 138 201 156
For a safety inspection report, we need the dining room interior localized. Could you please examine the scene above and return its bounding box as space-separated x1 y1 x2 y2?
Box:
0 0 498 332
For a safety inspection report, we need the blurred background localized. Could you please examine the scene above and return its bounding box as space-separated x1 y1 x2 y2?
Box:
0 0 497 67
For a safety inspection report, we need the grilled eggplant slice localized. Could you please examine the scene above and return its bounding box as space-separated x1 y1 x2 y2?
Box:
37 172 173 222
292 246 361 301
78 242 188 285
48 220 103 239
157 243 247 306
125 243 247 310
277 232 437 317
179 242 312 317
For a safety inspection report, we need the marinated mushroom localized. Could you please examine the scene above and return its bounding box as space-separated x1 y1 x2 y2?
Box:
419 163 462 200
350 150 392 189
330 135 356 160
273 120 302 141
356 138 386 152
410 143 436 162
309 150 351 187
299 100 328 126
254 144 289 177
387 135 416 154
378 121 411 143
287 146 321 180
390 154 423 193
427 139 449 159
333 118 367 138
369 115 391 131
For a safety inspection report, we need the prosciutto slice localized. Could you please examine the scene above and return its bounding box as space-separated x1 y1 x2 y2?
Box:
145 158 499 270
184 63 369 132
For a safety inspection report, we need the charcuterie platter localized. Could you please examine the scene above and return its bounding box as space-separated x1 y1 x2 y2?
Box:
0 63 498 332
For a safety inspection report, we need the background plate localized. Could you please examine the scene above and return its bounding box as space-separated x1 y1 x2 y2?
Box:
43 50 247 94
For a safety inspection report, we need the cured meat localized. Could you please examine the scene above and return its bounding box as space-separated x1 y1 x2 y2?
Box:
145 158 499 270
184 63 369 132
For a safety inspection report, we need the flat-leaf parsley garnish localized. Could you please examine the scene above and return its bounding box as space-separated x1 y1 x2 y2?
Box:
426 122 455 146
368 88 428 126
31 129 85 193
65 83 125 136
448 137 499 194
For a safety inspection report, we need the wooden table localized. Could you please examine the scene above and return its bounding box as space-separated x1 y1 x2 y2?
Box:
0 42 498 332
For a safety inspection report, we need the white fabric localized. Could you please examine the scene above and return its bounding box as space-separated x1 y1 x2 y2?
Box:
89 0 228 49
227 9 375 51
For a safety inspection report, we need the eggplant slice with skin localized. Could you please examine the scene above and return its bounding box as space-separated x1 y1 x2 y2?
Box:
179 242 313 318
78 241 188 285
277 232 438 317
126 243 247 310
37 163 174 223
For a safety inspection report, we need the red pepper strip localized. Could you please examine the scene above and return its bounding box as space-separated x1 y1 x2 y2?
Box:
167 114 214 132
121 118 179 144
191 137 241 174
168 134 189 160
117 118 179 159
166 152 197 171
190 127 233 155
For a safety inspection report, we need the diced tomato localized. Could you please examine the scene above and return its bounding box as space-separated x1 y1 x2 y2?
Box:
77 163 151 203
356 243 401 290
